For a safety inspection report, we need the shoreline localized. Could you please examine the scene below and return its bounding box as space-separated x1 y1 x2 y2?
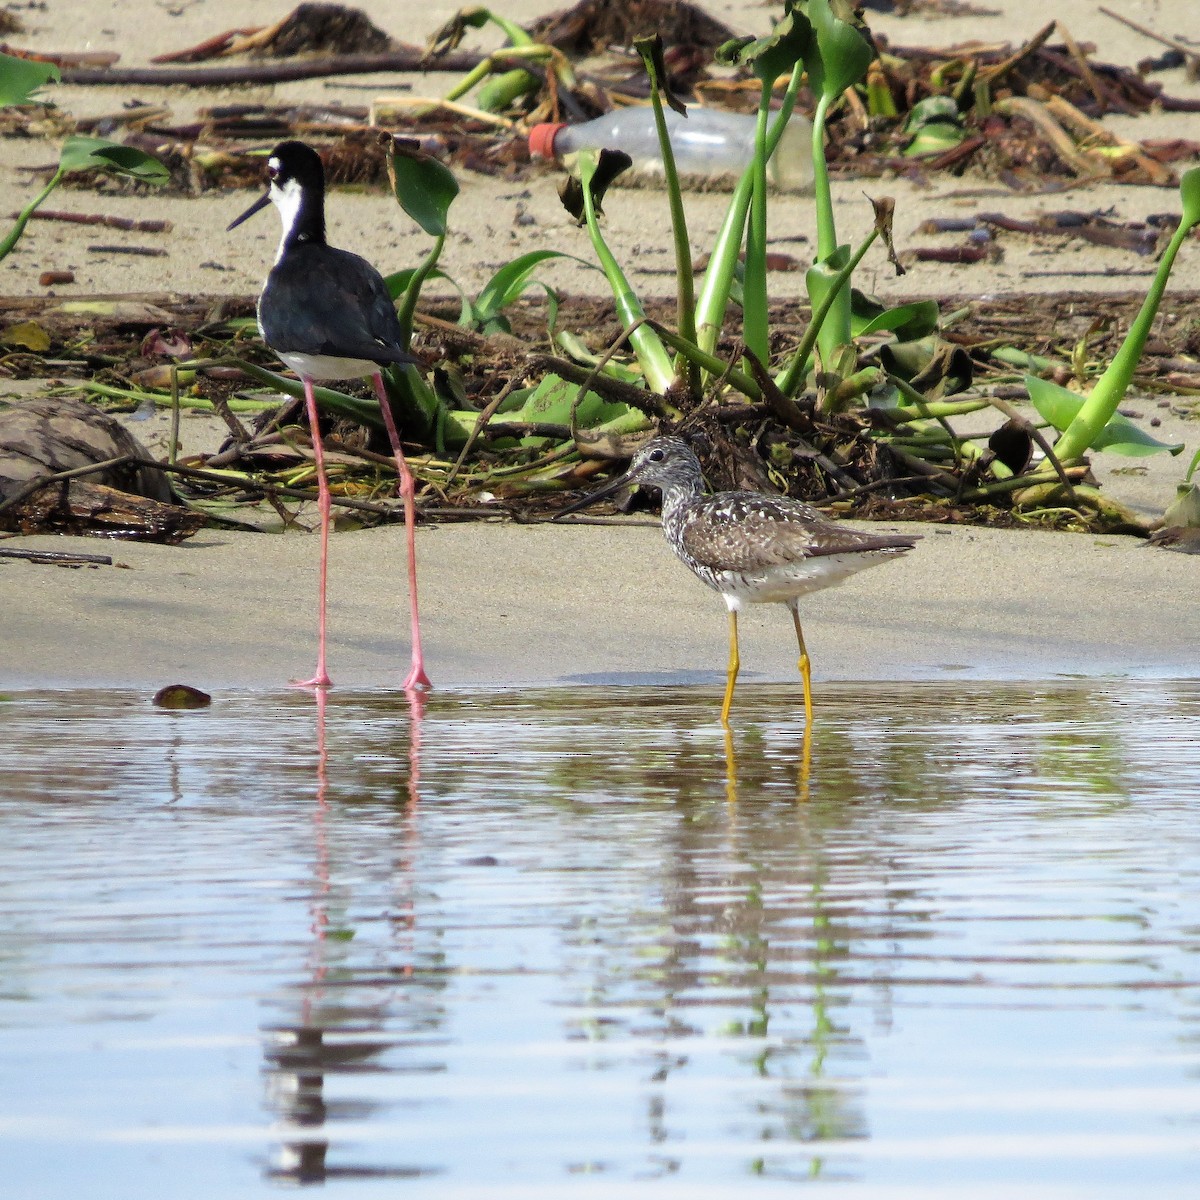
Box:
2 1 1199 694
3 517 1198 692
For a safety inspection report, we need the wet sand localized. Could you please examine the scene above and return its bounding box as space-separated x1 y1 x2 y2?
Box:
4 513 1198 692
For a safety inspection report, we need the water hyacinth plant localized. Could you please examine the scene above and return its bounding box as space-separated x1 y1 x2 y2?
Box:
0 53 170 262
426 6 576 116
539 3 1196 528
552 5 928 411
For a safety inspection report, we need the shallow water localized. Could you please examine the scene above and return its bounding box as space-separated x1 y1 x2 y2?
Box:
1 680 1198 1199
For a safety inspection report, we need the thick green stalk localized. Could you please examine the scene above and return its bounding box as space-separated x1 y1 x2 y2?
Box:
694 61 804 357
807 90 852 369
810 91 837 260
742 90 773 365
578 158 676 395
1048 212 1197 464
645 79 698 392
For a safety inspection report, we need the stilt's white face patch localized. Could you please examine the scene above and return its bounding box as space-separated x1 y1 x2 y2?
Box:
269 172 304 263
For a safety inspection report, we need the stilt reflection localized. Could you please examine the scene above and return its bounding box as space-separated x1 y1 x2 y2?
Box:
264 688 434 1184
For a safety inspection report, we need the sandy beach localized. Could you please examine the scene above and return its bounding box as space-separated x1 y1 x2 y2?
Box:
1 0 1199 692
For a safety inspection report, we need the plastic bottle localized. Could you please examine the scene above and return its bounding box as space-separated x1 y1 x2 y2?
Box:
529 106 813 190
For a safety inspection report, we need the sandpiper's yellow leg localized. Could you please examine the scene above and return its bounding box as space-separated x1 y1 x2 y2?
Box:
790 607 814 726
720 608 740 725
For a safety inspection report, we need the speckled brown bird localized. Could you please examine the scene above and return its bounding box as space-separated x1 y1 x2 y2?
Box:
560 435 918 724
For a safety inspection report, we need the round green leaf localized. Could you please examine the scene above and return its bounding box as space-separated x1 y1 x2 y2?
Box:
58 137 169 183
0 52 60 106
805 0 873 104
391 151 459 237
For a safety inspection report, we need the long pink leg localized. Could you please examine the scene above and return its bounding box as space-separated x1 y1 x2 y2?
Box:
373 372 431 691
292 377 333 689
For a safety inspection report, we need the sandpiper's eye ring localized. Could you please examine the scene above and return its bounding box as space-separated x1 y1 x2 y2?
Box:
648 448 665 462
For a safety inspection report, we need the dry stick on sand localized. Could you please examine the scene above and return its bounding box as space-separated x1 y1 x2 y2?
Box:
17 210 173 233
60 49 486 87
0 546 114 565
1098 7 1200 78
0 454 136 515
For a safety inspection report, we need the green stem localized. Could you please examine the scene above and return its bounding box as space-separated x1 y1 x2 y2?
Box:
742 88 773 365
578 155 676 396
396 233 445 347
811 91 836 260
0 166 65 261
69 379 278 414
1049 212 1198 464
694 61 804 357
645 80 698 392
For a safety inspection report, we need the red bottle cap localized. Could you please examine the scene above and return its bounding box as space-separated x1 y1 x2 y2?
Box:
528 122 567 160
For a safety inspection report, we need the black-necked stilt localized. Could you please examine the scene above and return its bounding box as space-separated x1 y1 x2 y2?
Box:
229 139 429 692
559 436 918 725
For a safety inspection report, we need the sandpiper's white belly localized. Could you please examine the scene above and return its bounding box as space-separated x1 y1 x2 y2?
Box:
715 551 903 610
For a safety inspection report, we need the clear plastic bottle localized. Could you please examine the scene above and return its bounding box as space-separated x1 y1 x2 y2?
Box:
529 106 813 190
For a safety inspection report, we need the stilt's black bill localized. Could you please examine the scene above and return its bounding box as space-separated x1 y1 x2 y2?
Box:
554 468 638 519
227 192 271 231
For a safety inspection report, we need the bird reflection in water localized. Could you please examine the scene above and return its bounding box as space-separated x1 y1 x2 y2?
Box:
264 687 430 1185
723 720 812 806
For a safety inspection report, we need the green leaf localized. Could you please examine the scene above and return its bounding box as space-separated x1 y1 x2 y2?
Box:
514 372 629 429
804 0 874 104
0 52 59 106
1025 374 1084 432
1091 416 1183 457
58 137 169 183
850 293 939 340
472 250 572 323
716 7 811 84
383 266 454 301
904 122 965 157
390 147 459 237
1164 482 1200 526
1026 375 1182 456
634 34 688 116
904 95 961 132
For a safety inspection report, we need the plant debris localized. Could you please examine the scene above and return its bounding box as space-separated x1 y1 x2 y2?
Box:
12 15 1197 195
1 289 1196 538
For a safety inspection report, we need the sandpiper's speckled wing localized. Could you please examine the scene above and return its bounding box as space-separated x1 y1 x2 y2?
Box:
677 491 917 573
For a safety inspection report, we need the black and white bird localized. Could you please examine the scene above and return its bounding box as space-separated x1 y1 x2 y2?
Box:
228 139 429 691
559 436 918 724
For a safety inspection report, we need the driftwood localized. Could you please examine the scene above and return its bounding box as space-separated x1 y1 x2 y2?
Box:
60 49 486 87
0 397 200 540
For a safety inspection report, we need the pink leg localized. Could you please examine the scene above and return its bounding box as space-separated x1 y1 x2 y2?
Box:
291 377 333 689
373 372 431 691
